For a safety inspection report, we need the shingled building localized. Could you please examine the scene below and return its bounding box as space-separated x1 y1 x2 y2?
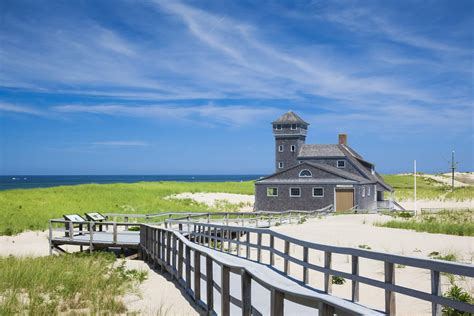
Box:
254 112 394 212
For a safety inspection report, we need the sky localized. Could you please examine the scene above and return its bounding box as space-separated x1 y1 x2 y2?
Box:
0 0 472 175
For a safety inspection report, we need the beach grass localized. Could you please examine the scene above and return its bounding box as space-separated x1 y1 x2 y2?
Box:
0 252 146 314
0 181 254 235
374 210 474 236
383 174 474 201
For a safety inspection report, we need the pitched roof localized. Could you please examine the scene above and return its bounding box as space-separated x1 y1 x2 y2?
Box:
256 161 371 184
298 144 344 157
272 111 309 125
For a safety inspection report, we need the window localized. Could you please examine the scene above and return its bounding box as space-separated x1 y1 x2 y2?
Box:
291 124 297 130
374 185 377 202
362 186 366 197
299 161 303 164
313 187 324 197
337 160 346 168
291 145 296 152
267 187 278 197
290 187 301 197
278 162 284 169
276 124 282 130
367 186 371 196
299 169 312 177
278 145 284 152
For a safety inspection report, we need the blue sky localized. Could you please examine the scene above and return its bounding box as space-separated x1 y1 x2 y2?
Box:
0 0 472 175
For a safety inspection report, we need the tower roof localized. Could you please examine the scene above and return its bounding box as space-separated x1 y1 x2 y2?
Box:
272 111 309 125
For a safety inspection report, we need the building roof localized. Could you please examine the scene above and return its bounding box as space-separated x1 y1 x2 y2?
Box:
298 144 344 157
272 111 309 125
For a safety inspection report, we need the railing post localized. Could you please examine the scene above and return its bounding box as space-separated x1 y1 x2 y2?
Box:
69 222 74 240
166 232 172 266
213 227 218 249
257 233 262 262
324 251 332 294
206 255 214 314
89 222 94 253
194 250 201 302
113 223 117 244
284 240 290 274
352 255 359 302
431 270 441 316
303 246 309 284
172 234 177 276
157 229 161 261
220 229 225 252
178 239 184 280
270 289 284 316
221 265 230 316
48 221 53 255
246 232 250 259
185 245 191 290
384 261 396 315
241 270 252 316
270 235 275 266
237 230 241 256
207 213 211 223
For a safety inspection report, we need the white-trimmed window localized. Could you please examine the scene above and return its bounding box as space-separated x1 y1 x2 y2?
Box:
337 160 346 168
267 187 278 197
278 145 284 152
276 124 282 130
362 186 366 197
299 161 303 164
291 145 296 152
374 185 377 202
291 124 297 130
367 186 371 196
290 187 301 197
299 169 312 177
278 162 284 169
313 187 324 197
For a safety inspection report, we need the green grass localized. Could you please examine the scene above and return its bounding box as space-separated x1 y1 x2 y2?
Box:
0 252 147 314
382 174 474 201
0 181 254 235
375 210 474 237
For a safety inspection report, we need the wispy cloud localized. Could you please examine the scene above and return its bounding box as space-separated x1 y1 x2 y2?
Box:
53 104 279 127
90 141 149 147
0 102 45 116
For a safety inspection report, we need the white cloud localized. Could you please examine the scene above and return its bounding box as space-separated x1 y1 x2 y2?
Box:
0 102 45 116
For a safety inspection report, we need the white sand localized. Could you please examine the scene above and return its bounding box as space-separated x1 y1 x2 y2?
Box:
122 260 199 316
422 174 468 187
169 192 254 211
268 214 474 315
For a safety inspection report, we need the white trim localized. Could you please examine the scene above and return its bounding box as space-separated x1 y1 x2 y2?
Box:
299 169 312 177
362 186 366 197
374 185 377 202
367 186 371 196
337 160 346 168
266 187 278 197
278 162 284 169
334 187 355 211
312 187 324 197
278 145 284 152
289 187 301 197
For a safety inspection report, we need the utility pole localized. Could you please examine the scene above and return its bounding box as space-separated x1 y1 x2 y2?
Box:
414 160 417 215
450 151 458 192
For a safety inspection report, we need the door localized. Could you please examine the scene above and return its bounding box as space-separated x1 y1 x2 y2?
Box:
335 188 354 212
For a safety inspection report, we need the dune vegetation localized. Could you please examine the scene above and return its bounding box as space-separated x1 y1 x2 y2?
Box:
375 210 474 236
0 252 147 314
0 181 254 235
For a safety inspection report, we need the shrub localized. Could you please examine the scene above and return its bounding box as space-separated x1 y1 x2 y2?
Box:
358 244 371 250
442 284 473 315
332 276 346 285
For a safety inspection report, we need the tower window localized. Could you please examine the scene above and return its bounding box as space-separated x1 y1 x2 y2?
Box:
278 162 284 169
362 186 366 197
290 187 301 197
278 145 284 152
291 124 297 130
276 124 282 130
291 145 296 152
337 160 346 168
267 187 278 197
367 186 371 196
299 169 312 177
313 187 324 197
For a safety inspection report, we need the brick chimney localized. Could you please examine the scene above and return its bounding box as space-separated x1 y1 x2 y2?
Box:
338 133 347 145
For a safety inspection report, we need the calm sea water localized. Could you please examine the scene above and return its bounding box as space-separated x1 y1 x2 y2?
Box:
0 175 262 191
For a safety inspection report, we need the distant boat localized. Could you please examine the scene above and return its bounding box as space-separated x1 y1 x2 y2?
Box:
12 177 16 180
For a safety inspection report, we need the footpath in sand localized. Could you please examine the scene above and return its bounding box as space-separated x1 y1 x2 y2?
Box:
270 214 473 315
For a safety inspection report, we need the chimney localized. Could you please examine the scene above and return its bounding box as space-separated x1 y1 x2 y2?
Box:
338 133 347 146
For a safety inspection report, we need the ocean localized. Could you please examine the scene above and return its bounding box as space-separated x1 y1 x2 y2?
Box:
0 175 263 191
